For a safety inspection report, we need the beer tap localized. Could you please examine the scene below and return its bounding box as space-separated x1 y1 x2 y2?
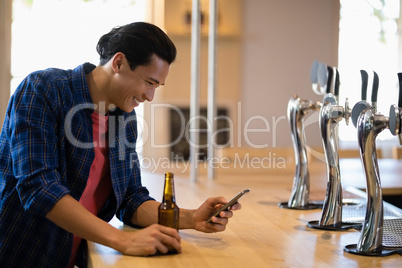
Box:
279 61 328 209
307 68 359 230
344 73 402 256
389 73 402 144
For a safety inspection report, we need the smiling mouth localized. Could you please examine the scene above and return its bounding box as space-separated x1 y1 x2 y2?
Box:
133 97 140 105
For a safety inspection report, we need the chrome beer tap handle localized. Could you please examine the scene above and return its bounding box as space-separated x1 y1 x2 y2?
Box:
320 68 342 227
317 93 343 227
281 61 332 210
344 109 388 255
351 70 370 127
357 110 387 254
285 95 321 208
334 69 340 100
351 71 379 126
345 72 402 256
311 60 320 95
307 69 356 230
317 62 332 95
371 72 379 113
280 61 326 209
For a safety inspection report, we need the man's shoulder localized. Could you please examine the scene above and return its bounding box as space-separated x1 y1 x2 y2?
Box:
27 66 79 85
14 64 88 100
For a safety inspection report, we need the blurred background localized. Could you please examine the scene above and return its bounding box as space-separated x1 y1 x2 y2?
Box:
1 0 401 162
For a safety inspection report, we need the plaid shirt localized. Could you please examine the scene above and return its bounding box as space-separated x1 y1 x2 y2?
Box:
0 63 154 268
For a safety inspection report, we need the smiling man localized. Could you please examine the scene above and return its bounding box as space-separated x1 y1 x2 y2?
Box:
0 22 240 268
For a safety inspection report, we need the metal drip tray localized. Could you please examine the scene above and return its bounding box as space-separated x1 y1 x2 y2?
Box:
342 199 402 222
383 218 402 247
341 199 402 248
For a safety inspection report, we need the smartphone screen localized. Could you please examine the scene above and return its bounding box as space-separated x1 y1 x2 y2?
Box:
206 189 250 223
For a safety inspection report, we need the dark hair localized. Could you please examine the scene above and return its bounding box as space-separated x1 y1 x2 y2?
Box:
96 22 177 69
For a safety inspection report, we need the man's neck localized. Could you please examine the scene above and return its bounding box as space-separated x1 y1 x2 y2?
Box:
86 66 113 114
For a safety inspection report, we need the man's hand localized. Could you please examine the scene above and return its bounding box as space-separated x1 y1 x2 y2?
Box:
46 196 181 257
115 224 182 256
192 196 242 233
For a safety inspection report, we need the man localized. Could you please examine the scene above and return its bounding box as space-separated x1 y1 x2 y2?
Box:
0 22 240 268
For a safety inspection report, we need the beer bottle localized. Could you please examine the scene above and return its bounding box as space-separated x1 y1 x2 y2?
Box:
158 172 180 230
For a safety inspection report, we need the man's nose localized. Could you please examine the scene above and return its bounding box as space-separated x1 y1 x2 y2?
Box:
145 88 156 102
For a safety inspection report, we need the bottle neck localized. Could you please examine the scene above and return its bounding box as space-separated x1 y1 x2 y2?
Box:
162 177 176 203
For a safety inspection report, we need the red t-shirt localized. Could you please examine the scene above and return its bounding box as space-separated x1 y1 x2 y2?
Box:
68 112 112 267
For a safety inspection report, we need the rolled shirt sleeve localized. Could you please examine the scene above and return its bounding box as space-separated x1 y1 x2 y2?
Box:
9 74 70 217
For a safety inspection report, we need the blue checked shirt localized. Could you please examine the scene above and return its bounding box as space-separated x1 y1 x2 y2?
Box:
0 63 154 268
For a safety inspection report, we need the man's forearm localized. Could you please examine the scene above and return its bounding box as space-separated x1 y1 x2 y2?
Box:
46 194 123 249
131 200 160 227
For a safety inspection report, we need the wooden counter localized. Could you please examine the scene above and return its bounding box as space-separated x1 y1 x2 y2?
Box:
88 161 402 267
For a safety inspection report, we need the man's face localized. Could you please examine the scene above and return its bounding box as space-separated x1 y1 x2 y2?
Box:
110 53 170 113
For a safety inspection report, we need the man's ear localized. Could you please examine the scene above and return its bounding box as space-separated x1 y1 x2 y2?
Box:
111 52 125 74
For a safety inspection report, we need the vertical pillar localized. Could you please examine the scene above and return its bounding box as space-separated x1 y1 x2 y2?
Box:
207 0 218 179
0 0 12 130
190 0 201 182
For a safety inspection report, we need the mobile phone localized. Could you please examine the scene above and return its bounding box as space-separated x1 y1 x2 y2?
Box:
206 189 250 223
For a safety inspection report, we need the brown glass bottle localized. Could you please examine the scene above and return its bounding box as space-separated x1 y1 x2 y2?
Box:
158 172 180 230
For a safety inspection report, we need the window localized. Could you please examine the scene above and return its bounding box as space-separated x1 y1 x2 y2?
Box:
338 0 400 153
11 0 147 93
11 0 148 152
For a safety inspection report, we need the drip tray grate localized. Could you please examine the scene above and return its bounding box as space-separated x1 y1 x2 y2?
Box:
341 199 402 248
383 218 402 248
342 199 402 222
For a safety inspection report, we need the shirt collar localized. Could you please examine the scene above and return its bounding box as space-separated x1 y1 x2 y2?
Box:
71 63 96 107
